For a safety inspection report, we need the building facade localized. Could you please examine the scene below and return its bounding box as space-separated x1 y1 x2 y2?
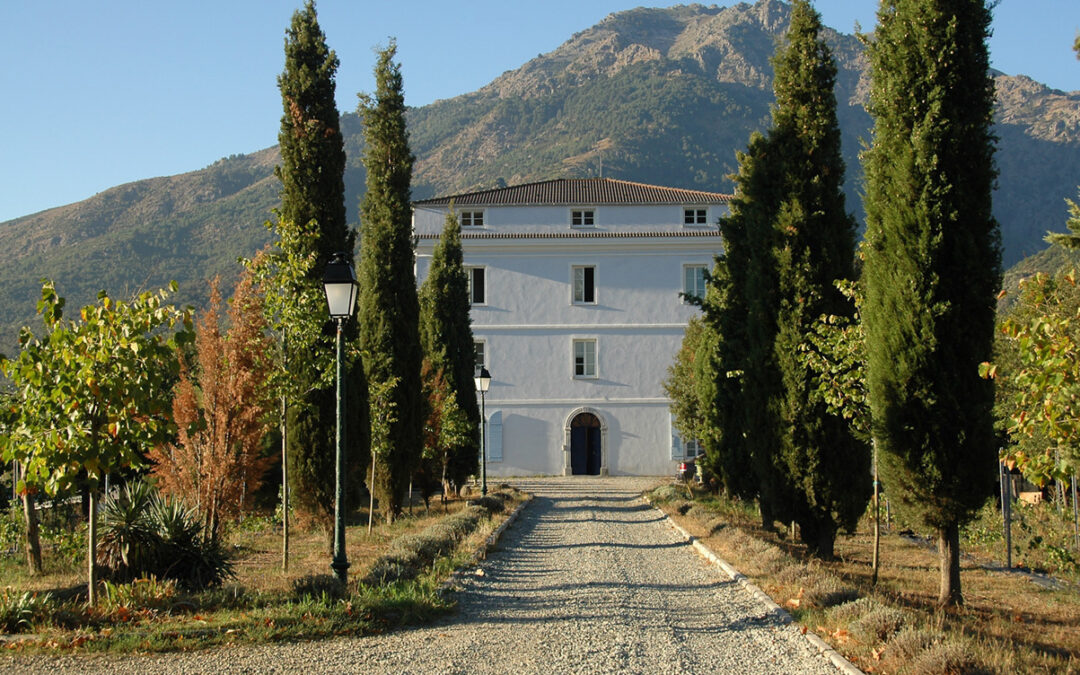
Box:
413 178 729 476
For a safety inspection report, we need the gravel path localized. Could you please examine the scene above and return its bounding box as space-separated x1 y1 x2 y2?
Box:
3 477 843 674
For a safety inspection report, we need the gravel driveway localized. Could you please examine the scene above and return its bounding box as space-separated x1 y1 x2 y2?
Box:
4 477 843 674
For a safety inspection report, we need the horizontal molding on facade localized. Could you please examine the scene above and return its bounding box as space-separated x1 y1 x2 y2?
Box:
479 398 671 407
473 323 689 331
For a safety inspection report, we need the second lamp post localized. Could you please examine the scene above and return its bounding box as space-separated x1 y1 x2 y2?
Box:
323 252 358 584
474 367 491 496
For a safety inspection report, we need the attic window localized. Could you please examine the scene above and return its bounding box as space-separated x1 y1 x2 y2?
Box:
571 209 595 227
684 207 708 225
460 210 484 227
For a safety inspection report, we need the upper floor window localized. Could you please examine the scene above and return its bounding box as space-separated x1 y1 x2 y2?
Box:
683 264 707 303
571 209 595 227
683 207 708 226
474 340 486 371
460 210 485 227
467 266 486 305
573 265 596 304
574 339 597 378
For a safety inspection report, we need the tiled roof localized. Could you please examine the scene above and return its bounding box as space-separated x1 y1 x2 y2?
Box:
413 178 731 207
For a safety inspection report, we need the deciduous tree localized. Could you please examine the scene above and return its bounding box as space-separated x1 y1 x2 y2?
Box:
0 282 192 604
149 273 274 543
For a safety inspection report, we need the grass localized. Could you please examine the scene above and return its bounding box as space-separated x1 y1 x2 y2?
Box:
648 485 1080 674
0 486 527 654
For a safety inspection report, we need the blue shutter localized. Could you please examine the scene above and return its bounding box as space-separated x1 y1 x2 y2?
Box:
488 411 503 462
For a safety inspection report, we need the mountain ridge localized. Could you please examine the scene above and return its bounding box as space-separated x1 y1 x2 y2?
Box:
2 0 1078 353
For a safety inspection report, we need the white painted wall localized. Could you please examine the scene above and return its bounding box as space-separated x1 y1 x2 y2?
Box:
415 202 726 476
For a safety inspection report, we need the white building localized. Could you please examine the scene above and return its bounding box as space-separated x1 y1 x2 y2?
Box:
413 178 729 476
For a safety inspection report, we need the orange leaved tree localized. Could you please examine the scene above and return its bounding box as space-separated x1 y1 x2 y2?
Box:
150 272 274 543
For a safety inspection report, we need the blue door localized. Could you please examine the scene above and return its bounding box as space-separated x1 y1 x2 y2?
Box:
570 413 602 475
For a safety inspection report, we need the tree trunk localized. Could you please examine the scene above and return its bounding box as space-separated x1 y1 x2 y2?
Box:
937 522 963 607
21 490 42 575
88 489 98 606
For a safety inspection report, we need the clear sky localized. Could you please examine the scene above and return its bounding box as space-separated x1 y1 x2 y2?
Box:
1 0 1077 223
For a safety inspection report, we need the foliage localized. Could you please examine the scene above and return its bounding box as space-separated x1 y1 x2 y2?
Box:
149 274 274 543
664 317 708 444
363 503 489 586
98 480 234 590
358 41 424 521
988 270 1080 482
0 588 52 633
763 0 869 558
419 361 471 498
257 0 368 536
418 211 481 488
100 576 178 614
861 0 1000 606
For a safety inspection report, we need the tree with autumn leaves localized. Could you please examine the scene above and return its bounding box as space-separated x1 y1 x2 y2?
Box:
149 273 275 544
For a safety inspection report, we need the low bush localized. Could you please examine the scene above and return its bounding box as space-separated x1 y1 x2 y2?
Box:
292 574 347 601
851 604 907 644
0 588 52 633
827 597 877 624
98 480 234 590
100 576 178 614
908 639 988 675
469 496 505 514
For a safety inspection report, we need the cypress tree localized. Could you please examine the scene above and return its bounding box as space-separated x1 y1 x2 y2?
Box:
769 0 869 558
273 0 367 538
419 212 481 488
357 42 423 521
720 129 791 531
862 0 1000 606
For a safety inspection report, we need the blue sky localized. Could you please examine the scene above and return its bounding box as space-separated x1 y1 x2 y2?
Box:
1 0 1077 223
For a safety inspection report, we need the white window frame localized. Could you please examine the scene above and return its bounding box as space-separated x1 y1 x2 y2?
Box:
467 266 486 306
572 265 596 305
473 340 487 373
682 264 707 303
573 338 598 379
683 207 708 226
460 210 485 227
571 208 596 228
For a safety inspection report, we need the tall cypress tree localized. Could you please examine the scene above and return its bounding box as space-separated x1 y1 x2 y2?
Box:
273 0 367 538
419 212 481 488
862 0 1000 606
357 42 423 521
770 0 869 558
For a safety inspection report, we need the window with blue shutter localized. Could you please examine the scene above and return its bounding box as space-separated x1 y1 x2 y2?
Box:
487 410 503 462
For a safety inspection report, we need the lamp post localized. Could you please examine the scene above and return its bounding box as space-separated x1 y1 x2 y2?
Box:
323 252 358 584
474 366 491 496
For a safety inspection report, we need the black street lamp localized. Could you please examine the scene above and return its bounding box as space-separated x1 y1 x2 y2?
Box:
474 366 491 496
323 252 358 584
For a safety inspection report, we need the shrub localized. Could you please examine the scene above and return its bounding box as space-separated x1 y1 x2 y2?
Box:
100 576 178 614
649 485 680 502
908 640 987 675
98 480 234 590
363 503 492 586
883 626 940 662
292 574 347 600
827 597 878 624
0 506 24 554
364 558 418 585
0 588 52 633
851 604 907 644
470 496 505 514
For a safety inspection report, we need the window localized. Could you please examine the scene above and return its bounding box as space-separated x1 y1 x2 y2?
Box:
671 414 704 460
474 341 485 371
460 210 484 227
684 207 708 225
572 266 595 304
684 438 703 459
467 267 486 305
571 209 595 227
573 339 597 378
683 264 707 302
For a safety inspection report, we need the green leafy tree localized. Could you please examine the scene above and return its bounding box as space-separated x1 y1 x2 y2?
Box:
418 212 480 488
419 360 471 500
665 317 708 446
767 0 869 558
357 42 423 521
263 0 368 545
0 282 193 604
862 0 1001 606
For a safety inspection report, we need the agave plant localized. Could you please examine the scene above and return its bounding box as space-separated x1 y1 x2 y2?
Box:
98 480 163 581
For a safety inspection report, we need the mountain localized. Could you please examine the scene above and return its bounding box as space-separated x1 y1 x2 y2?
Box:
2 0 1079 354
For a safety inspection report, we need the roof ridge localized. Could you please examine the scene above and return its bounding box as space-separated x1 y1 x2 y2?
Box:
414 177 731 207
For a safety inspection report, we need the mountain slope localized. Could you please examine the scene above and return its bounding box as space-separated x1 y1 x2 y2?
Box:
1 0 1078 353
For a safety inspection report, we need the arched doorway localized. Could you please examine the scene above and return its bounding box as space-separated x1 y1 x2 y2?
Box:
570 412 602 475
